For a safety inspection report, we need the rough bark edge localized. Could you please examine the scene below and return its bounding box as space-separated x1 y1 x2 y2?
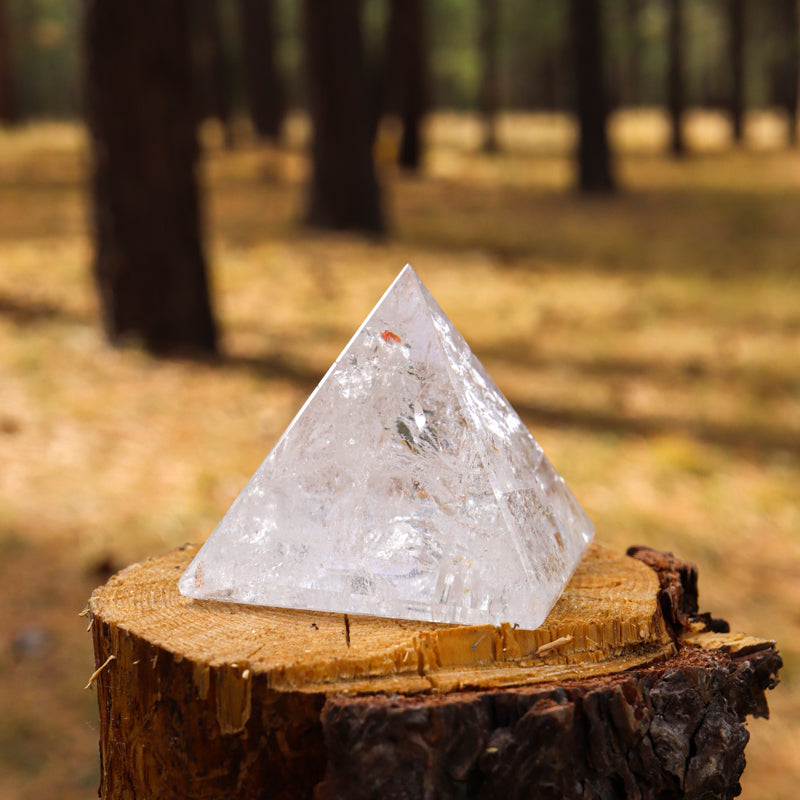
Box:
627 545 701 636
314 644 782 800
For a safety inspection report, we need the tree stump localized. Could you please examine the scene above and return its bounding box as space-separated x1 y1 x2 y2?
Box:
87 544 781 799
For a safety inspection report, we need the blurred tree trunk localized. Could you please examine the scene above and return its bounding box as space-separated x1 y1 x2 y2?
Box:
191 0 233 141
776 0 799 145
371 0 427 171
239 0 285 140
0 0 17 124
728 0 745 143
391 0 427 170
570 0 615 193
625 0 642 106
667 0 685 156
303 0 384 233
478 0 500 153
84 0 217 355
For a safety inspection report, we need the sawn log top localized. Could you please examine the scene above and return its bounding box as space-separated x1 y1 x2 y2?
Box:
89 543 677 694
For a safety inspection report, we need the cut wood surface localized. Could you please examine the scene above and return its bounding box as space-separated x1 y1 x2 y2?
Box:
89 543 673 695
88 544 781 799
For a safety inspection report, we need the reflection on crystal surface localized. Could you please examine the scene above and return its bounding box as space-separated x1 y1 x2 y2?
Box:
179 264 594 628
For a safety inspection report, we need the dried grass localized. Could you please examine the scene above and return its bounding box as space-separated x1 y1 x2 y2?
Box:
0 109 798 798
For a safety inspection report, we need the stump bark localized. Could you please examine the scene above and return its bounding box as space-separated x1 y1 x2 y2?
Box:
87 544 780 799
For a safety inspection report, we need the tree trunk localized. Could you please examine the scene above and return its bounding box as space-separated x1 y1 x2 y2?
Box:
625 0 642 106
776 0 799 145
370 0 427 171
84 0 218 355
190 0 233 137
391 0 427 171
238 0 285 141
571 0 615 193
87 543 781 799
478 0 500 153
0 0 17 125
667 0 685 156
303 0 384 234
728 0 745 144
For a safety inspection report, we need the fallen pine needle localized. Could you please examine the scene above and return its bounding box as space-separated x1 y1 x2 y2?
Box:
85 654 116 689
536 635 574 656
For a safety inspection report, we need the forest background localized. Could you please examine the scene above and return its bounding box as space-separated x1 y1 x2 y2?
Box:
0 1 799 798
1 0 796 117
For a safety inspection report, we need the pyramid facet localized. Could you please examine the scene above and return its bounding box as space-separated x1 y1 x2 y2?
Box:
179 265 594 628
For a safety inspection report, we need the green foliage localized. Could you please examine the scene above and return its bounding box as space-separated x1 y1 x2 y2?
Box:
501 0 570 109
427 0 479 108
1 0 798 118
7 0 81 117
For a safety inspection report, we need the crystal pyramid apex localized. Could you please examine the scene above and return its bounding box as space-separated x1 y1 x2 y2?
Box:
179 265 594 629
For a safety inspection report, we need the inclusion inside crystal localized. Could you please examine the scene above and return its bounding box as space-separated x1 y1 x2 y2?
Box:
179 264 594 628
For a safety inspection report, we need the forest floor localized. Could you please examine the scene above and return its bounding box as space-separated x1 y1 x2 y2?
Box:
1 110 799 799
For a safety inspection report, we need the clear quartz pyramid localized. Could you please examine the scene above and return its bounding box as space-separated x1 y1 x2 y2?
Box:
179 265 594 628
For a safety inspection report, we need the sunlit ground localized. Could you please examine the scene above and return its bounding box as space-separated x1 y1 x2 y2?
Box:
1 109 798 799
